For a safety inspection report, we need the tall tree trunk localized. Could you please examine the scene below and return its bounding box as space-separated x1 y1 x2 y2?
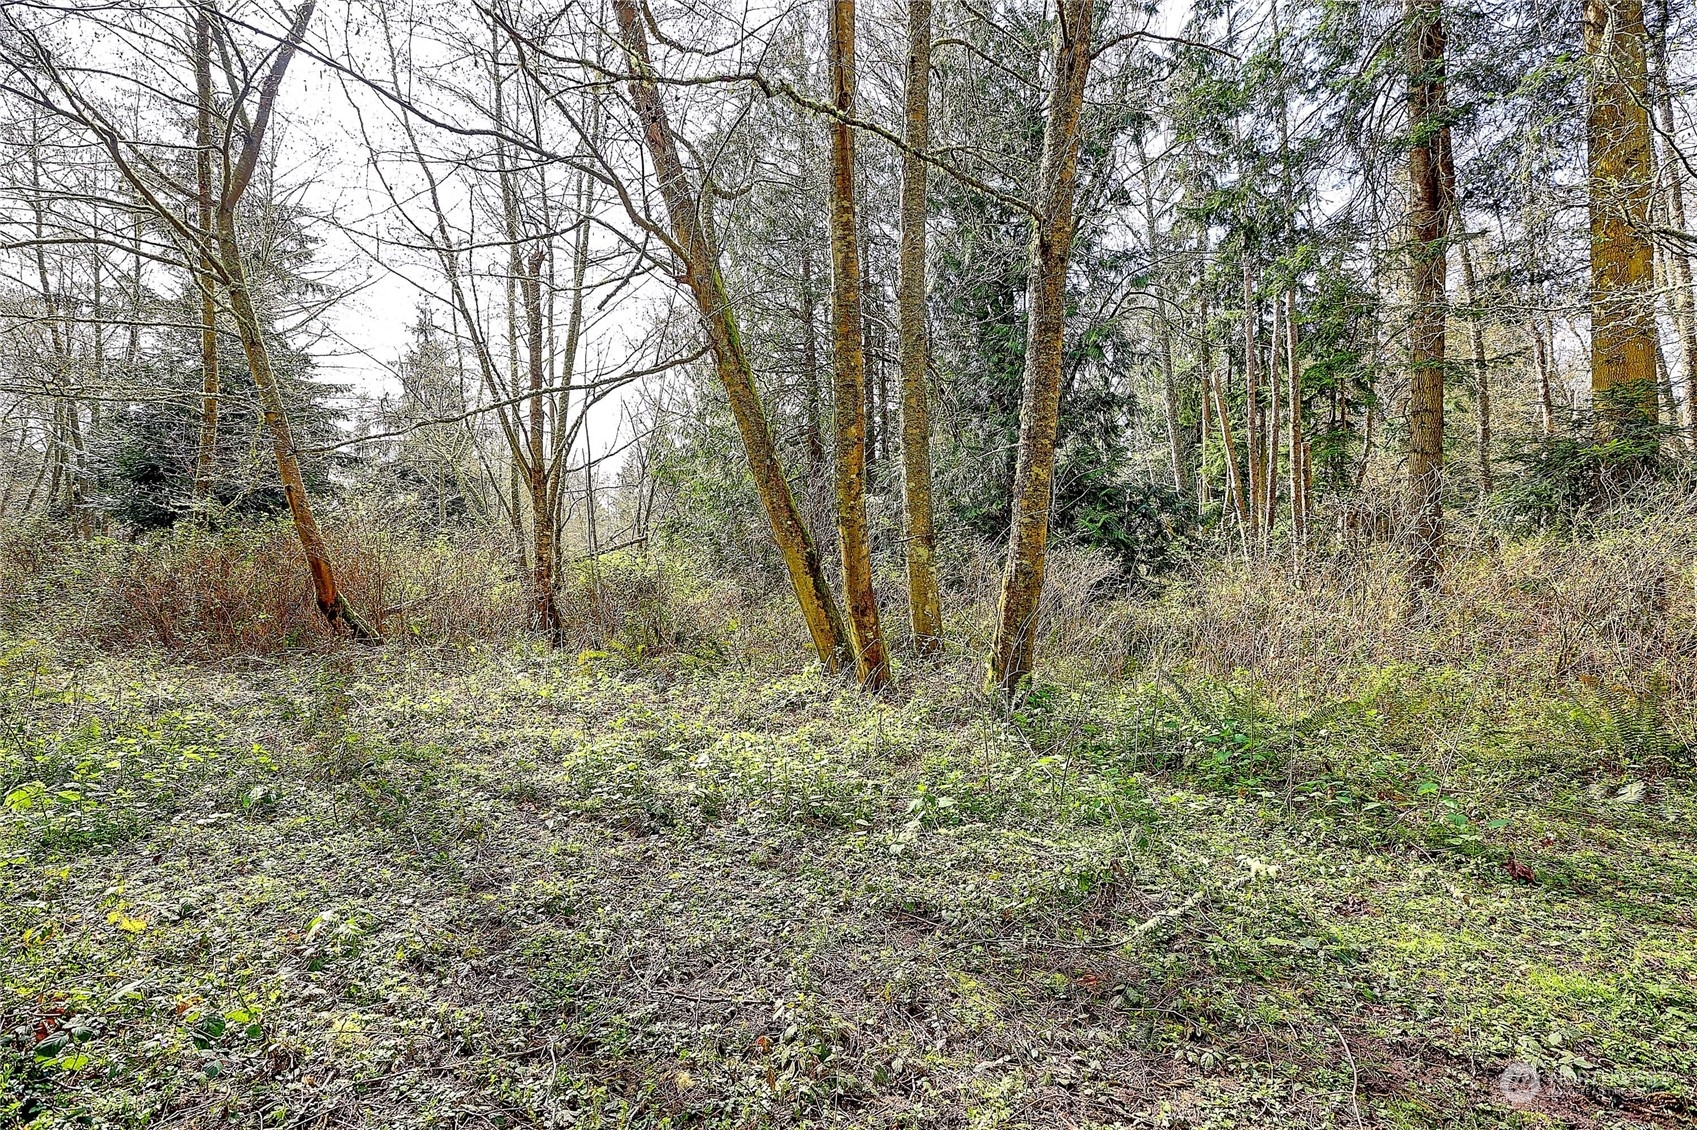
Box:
209 0 371 637
986 0 1095 697
1212 371 1249 543
1137 138 1187 497
1406 0 1452 588
801 244 826 485
1203 282 1248 532
1242 266 1262 546
613 0 847 667
1265 297 1281 536
1458 238 1492 493
521 246 563 640
827 0 889 689
215 216 369 637
1649 0 1697 446
191 4 220 506
898 0 943 655
1285 289 1307 544
1159 320 1187 495
1198 361 1213 515
1584 0 1659 444
28 119 76 520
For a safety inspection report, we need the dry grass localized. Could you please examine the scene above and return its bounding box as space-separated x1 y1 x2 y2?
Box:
6 495 1694 723
0 513 730 661
1123 498 1697 704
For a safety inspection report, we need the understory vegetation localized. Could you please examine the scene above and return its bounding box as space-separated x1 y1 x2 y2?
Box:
3 504 1693 1129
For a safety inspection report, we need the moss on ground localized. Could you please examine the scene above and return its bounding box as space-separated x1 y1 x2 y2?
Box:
1 637 1692 1128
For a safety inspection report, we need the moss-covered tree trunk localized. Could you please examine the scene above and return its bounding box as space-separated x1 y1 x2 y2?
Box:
1406 0 1452 589
213 0 372 638
191 4 219 507
898 0 943 657
613 0 847 668
1584 0 1659 445
985 0 1095 697
826 0 889 689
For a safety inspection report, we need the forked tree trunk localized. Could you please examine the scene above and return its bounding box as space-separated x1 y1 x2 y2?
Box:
826 0 889 689
613 0 847 667
191 4 219 506
1584 0 1659 443
985 0 1095 697
208 0 371 637
898 0 943 656
1406 0 1451 588
521 246 563 639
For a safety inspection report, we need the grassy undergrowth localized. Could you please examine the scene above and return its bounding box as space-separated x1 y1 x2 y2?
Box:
2 631 1693 1129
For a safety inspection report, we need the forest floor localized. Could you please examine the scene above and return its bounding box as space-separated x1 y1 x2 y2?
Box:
1 637 1694 1129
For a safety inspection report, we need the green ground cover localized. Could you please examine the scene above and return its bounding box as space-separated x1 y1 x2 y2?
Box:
2 638 1692 1128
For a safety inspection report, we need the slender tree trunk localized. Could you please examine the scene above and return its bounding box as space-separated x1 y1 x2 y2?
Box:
521 246 563 640
1138 140 1187 497
1655 326 1681 431
1649 0 1697 446
192 5 220 506
28 121 76 520
1159 322 1187 495
1265 297 1281 536
1285 289 1307 544
1534 316 1556 434
1242 265 1262 546
898 0 943 656
826 0 889 689
1198 362 1213 515
1203 283 1247 532
613 0 847 667
986 0 1096 696
1211 371 1249 544
1459 238 1492 493
801 245 826 484
1584 0 1659 444
1406 0 1452 588
215 215 369 637
205 0 371 637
